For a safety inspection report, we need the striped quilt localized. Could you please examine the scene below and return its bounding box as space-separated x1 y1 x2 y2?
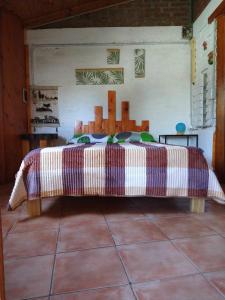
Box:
9 142 225 210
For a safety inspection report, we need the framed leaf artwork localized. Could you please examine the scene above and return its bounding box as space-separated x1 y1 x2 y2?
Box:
107 49 120 64
135 49 145 78
75 68 124 85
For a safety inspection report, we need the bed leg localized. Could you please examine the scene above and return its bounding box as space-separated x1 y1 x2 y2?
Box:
27 199 42 217
190 198 205 213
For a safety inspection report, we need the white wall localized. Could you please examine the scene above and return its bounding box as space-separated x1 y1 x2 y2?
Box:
27 27 191 144
192 0 223 164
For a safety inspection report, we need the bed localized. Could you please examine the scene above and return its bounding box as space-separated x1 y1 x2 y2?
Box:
8 91 225 216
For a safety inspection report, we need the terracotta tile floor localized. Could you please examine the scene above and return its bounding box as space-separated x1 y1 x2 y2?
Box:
1 184 225 300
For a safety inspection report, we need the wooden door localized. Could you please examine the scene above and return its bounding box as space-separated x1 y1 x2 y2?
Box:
215 15 225 183
0 214 5 300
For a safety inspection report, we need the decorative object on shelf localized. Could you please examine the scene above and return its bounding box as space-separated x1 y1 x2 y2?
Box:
75 68 124 85
134 49 145 78
107 49 120 64
202 41 208 50
31 86 59 129
182 26 193 40
208 51 214 65
176 122 186 135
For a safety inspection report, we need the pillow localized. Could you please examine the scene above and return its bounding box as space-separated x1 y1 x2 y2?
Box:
113 131 155 143
69 133 113 144
140 132 156 142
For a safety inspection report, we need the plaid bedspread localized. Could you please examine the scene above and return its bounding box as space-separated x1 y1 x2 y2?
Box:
9 142 225 210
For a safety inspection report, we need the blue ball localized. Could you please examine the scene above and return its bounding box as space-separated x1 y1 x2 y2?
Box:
176 122 186 134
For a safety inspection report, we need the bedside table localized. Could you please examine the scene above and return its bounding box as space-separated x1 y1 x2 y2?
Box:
159 134 198 147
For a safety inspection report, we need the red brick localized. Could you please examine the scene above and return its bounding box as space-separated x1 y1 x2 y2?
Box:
39 0 192 29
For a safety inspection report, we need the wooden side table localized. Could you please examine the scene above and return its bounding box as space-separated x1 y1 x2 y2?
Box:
21 133 58 157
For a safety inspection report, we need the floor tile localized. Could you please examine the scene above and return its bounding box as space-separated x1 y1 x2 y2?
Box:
4 229 58 259
118 241 198 283
60 211 106 227
12 213 60 233
205 270 225 296
153 215 215 239
139 198 189 218
108 219 166 245
174 235 225 272
133 274 224 300
26 297 48 300
5 255 54 300
204 201 225 215
62 196 106 212
61 199 106 226
57 222 113 252
103 206 145 222
195 214 225 234
52 248 128 294
19 197 62 217
50 285 135 300
1 214 18 237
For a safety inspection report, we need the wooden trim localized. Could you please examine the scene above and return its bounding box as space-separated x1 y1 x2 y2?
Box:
190 198 205 213
0 10 6 184
215 15 225 182
0 214 5 300
27 199 42 217
74 90 150 135
208 0 225 23
191 38 196 85
24 0 135 28
25 45 31 133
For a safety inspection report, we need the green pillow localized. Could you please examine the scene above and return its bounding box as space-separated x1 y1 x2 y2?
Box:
113 131 156 143
140 132 156 142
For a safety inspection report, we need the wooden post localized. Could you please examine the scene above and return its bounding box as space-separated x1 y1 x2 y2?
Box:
74 120 83 134
121 101 129 131
108 90 116 134
95 106 103 133
190 198 205 213
27 199 42 217
141 120 149 131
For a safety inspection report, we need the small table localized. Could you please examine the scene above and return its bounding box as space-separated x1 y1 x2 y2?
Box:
21 133 58 156
159 134 198 147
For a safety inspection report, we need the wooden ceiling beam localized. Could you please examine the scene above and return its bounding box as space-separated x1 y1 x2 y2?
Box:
208 0 225 23
0 1 7 8
24 0 135 28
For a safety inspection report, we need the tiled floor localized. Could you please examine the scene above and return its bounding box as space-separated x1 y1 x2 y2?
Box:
1 184 225 300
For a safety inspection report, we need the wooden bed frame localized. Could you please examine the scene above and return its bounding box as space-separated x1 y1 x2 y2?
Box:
27 91 205 217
